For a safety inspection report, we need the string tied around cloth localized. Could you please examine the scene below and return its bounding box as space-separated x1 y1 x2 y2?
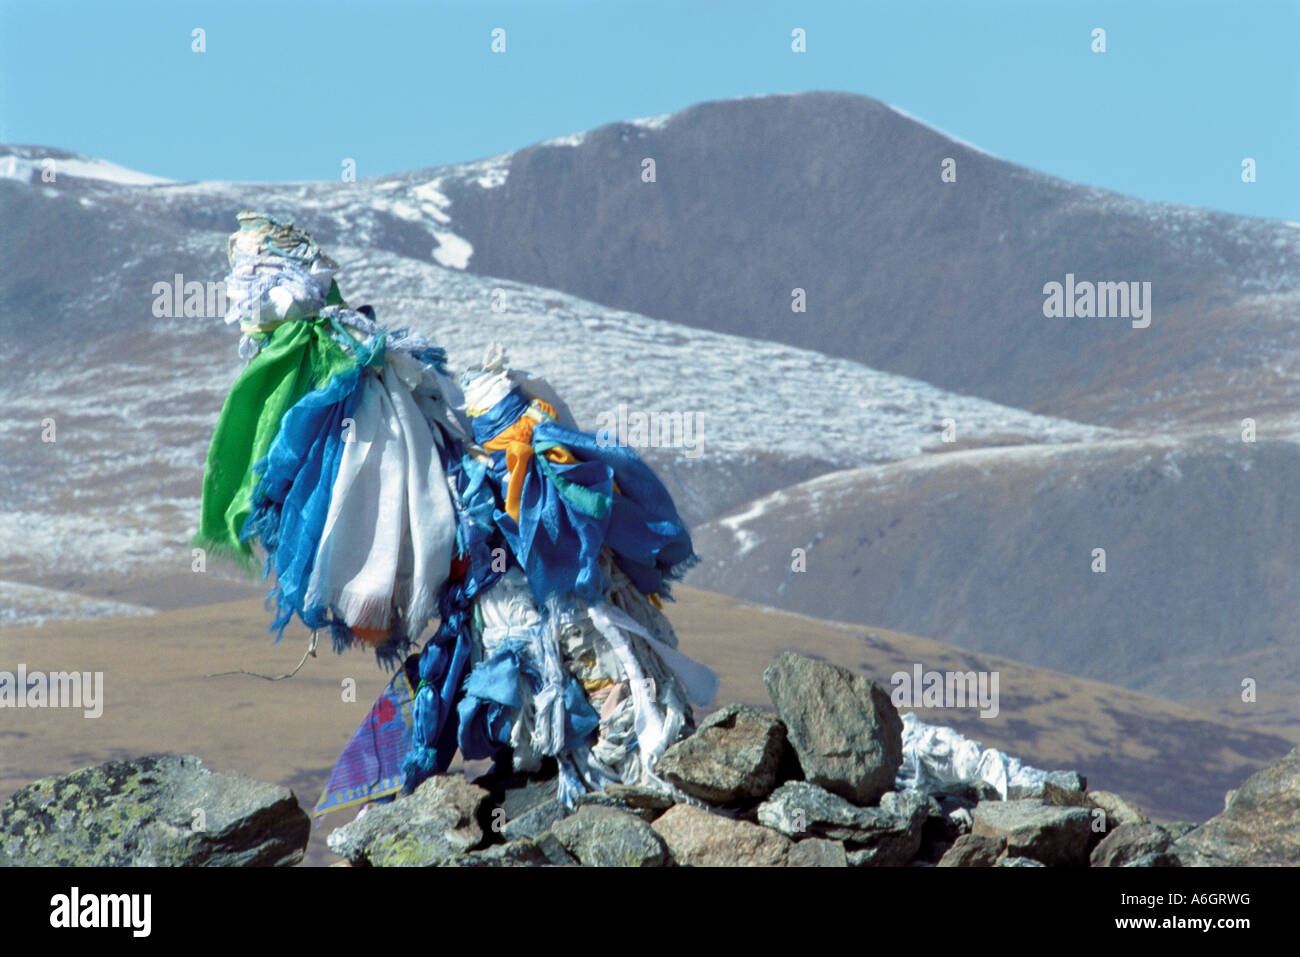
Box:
203 629 320 681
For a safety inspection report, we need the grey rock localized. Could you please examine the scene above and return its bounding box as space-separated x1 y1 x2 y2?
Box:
1049 771 1087 792
477 841 546 866
472 760 559 820
530 831 579 866
551 806 667 867
502 797 569 841
845 843 914 867
652 804 792 866
943 780 1003 804
1090 823 1180 868
603 784 675 815
1123 851 1183 868
845 795 928 866
945 804 975 836
1172 747 1300 866
937 833 1005 867
758 782 925 866
657 702 787 805
759 782 922 840
573 791 659 822
461 836 577 867
326 774 489 867
786 838 848 867
0 754 309 867
473 761 584 845
920 794 975 861
1087 790 1149 829
1163 821 1199 841
1039 780 1091 808
1007 770 1087 800
971 800 1093 867
443 842 544 867
762 652 903 805
996 855 1046 867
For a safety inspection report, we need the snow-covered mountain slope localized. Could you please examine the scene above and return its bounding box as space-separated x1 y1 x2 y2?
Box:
0 238 1106 599
0 581 155 629
687 430 1300 720
2 90 1296 723
0 145 174 187
7 89 1300 430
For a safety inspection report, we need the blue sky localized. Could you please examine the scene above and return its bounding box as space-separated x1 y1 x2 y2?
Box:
1 0 1295 219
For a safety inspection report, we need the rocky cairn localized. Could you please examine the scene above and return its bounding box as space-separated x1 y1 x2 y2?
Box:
6 652 1299 867
317 652 1299 867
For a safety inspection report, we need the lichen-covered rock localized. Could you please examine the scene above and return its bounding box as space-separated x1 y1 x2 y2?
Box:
652 804 792 866
995 855 1045 867
657 703 787 805
327 775 489 867
1172 747 1300 866
971 800 1093 867
763 652 902 805
937 833 1004 867
551 806 667 867
786 838 848 867
0 754 308 867
1090 824 1180 868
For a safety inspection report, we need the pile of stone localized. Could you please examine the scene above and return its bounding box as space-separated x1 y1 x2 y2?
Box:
5 652 1299 867
320 652 1209 868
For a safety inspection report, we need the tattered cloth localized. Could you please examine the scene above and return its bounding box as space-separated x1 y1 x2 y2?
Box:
314 656 420 816
194 212 716 814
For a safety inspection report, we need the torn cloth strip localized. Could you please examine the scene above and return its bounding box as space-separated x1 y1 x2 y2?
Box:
535 422 698 599
587 600 717 708
302 361 459 663
455 639 600 762
314 655 419 817
240 363 364 640
467 387 698 606
401 453 507 793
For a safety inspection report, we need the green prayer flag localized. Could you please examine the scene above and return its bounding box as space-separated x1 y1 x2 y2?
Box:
194 317 356 568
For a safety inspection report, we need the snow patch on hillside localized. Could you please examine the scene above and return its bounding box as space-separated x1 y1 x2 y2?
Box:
0 151 172 186
0 580 155 628
629 113 673 130
431 230 473 269
0 247 1110 598
540 131 588 148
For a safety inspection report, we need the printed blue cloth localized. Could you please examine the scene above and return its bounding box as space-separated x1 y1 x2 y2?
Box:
314 655 418 816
